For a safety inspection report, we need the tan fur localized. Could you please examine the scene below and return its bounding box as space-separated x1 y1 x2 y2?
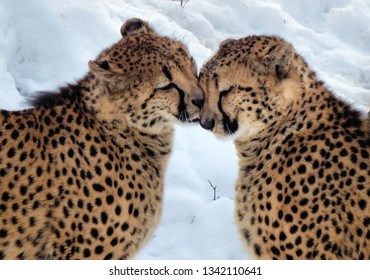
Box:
0 18 203 260
199 35 370 259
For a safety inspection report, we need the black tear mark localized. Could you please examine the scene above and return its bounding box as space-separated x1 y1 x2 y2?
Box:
218 86 238 134
154 83 189 121
162 66 172 81
173 84 189 121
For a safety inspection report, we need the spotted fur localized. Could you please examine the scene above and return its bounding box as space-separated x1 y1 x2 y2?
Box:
199 35 370 259
0 18 203 260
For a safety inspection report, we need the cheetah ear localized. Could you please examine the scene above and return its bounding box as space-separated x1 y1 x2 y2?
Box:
220 38 236 49
120 18 153 37
262 41 294 80
88 60 122 83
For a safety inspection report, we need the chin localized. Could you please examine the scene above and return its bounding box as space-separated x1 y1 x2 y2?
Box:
212 128 236 140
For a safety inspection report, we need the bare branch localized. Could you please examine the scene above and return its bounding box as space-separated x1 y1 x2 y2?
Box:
180 0 190 8
208 179 219 201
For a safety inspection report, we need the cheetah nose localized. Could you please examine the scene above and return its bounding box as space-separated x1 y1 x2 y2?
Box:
192 98 204 108
200 118 215 131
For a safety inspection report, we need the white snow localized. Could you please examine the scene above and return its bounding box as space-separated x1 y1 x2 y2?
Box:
0 0 369 259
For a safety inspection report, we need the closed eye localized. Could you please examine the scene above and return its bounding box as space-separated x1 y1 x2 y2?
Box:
220 86 234 97
157 83 177 91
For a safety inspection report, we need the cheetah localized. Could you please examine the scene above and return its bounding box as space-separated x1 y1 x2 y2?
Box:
0 18 204 260
199 36 370 259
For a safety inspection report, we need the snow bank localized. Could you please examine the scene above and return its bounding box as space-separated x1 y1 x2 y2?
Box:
0 0 369 259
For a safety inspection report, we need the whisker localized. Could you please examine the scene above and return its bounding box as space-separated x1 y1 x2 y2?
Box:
225 123 234 136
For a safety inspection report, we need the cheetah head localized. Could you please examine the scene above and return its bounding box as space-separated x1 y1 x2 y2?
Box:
89 18 204 132
199 36 297 139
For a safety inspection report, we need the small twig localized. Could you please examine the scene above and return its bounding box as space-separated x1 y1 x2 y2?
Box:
208 180 219 201
180 0 190 8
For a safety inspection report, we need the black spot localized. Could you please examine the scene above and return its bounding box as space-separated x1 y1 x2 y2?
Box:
300 211 308 219
44 116 51 126
90 146 98 157
0 229 8 238
67 148 74 158
90 228 99 239
279 232 287 241
106 227 114 236
133 209 139 218
83 249 91 258
94 245 104 255
0 169 6 177
83 187 89 197
121 223 129 231
290 225 298 234
128 203 134 215
110 238 118 246
339 149 348 157
308 176 315 185
296 249 303 257
271 246 280 256
11 130 19 140
364 217 370 227
95 198 102 206
20 186 27 196
347 212 354 223
359 199 367 210
117 187 123 197
95 166 102 176
106 162 113 171
115 206 122 216
106 195 114 205
139 193 145 201
254 244 262 256
93 183 105 192
7 148 16 158
101 212 108 224
361 149 369 159
285 214 293 222
295 236 302 246
132 154 140 162
105 177 113 187
360 162 368 170
284 196 291 205
297 165 306 174
1 192 10 202
36 167 43 177
299 198 309 206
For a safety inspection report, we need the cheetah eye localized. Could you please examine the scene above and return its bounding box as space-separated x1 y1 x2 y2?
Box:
219 86 234 96
157 83 176 91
